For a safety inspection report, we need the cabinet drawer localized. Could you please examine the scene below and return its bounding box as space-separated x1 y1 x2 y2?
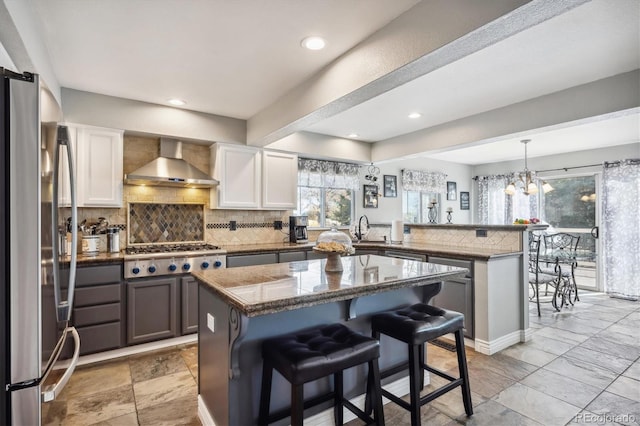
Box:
77 322 122 355
74 283 122 307
76 264 123 286
226 253 278 267
74 302 121 327
279 251 306 263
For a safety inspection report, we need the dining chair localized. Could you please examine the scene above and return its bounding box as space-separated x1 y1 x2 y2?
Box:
541 233 580 306
529 235 561 316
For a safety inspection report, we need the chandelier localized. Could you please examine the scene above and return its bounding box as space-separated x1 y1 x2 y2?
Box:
504 139 554 196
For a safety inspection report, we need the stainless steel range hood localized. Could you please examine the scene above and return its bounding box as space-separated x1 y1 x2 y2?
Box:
125 138 219 188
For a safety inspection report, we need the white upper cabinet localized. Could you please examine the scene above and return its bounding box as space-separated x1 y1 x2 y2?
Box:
210 143 297 210
58 124 124 208
211 144 261 208
262 150 298 209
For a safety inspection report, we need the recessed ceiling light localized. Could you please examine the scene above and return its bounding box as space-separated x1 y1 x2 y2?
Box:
348 133 359 138
301 36 326 50
408 112 422 119
167 98 186 106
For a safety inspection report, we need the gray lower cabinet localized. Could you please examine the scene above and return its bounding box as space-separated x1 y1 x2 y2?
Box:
428 257 475 339
278 251 307 263
181 276 199 335
127 277 178 345
226 253 278 267
71 264 124 356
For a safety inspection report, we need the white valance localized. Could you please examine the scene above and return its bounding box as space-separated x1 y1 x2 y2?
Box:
298 158 360 190
401 169 447 193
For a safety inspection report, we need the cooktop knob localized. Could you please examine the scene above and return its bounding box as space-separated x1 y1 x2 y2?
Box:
183 263 191 271
148 265 157 273
132 266 140 275
168 264 177 272
213 260 223 268
201 261 210 269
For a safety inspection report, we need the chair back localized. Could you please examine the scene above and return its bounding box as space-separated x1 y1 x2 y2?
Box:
543 233 580 264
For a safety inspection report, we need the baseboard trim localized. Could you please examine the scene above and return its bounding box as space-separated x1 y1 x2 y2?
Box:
54 335 198 369
521 327 534 342
197 372 425 426
474 330 522 355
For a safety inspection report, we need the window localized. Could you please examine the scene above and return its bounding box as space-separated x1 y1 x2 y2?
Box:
296 186 354 228
296 158 359 228
403 190 440 223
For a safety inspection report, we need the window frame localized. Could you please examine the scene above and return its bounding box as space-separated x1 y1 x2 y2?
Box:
296 185 355 229
402 190 441 224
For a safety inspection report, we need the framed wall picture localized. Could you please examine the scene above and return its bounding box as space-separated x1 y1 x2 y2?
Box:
383 175 397 197
447 181 457 201
460 191 470 210
363 184 379 208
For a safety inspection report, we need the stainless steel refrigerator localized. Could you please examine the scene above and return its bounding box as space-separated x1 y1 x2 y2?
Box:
1 68 80 425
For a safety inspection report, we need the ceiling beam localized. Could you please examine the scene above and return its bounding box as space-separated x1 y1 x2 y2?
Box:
247 0 589 148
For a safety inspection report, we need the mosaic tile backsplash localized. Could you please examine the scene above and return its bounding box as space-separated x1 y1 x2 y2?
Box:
128 203 205 244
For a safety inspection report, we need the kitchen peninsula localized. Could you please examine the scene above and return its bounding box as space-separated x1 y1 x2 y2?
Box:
192 255 467 426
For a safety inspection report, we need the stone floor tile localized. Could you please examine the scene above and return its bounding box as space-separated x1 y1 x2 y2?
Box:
91 412 140 426
42 400 67 426
57 360 131 400
544 356 618 389
492 382 581 425
465 364 517 399
623 361 640 381
550 318 609 336
180 344 199 380
606 376 640 402
498 343 558 367
525 333 575 355
137 394 199 426
133 370 197 411
63 384 136 426
533 325 589 344
129 350 189 383
421 374 486 419
563 345 635 375
468 352 539 381
454 400 543 426
520 367 602 407
580 335 640 361
586 391 640 426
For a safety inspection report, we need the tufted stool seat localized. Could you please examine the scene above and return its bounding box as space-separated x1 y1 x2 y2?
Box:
368 304 472 426
258 323 384 425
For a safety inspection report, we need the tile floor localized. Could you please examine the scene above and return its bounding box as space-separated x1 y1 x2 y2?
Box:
42 291 639 425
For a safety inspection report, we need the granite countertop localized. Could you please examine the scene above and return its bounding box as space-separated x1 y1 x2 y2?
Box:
62 252 125 266
192 255 467 317
222 241 520 261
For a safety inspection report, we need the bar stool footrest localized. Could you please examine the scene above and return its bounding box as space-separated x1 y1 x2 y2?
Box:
265 392 335 424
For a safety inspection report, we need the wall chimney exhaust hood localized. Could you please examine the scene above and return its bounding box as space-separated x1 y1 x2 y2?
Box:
125 138 219 188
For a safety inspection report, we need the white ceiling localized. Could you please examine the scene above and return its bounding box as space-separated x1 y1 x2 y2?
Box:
29 0 640 164
31 0 419 119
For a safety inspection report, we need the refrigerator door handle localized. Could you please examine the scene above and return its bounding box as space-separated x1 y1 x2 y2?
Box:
41 327 81 402
51 125 77 322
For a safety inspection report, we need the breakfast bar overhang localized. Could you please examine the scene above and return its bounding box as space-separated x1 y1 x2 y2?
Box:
193 255 468 425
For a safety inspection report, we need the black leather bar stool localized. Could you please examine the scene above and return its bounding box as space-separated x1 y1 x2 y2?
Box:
368 304 472 426
258 323 385 426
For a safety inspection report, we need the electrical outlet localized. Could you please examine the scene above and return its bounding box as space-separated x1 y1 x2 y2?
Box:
274 220 283 230
229 220 237 231
207 313 215 333
403 225 410 234
476 229 487 237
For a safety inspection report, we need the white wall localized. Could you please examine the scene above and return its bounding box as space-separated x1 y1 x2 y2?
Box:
0 41 15 70
61 88 246 145
267 131 371 163
354 156 473 225
472 143 639 177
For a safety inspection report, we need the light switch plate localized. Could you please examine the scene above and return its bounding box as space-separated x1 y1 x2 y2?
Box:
207 313 215 332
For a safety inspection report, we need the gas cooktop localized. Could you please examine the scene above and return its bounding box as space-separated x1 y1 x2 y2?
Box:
123 243 226 278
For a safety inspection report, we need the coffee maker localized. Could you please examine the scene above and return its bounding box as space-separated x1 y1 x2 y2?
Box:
289 215 309 244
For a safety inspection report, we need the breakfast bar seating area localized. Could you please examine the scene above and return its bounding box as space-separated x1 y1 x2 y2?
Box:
193 255 470 425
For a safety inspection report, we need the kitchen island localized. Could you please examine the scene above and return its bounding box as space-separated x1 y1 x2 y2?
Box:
192 255 467 426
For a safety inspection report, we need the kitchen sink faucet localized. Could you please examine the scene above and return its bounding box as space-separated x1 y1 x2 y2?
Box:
355 215 369 241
